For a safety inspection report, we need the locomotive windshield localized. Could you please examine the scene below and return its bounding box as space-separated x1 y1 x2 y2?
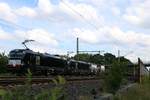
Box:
8 60 21 65
9 49 25 59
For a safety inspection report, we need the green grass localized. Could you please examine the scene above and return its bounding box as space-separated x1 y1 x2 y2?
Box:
115 76 150 100
0 69 66 100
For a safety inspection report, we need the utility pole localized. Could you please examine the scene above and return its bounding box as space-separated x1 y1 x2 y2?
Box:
118 51 133 62
76 37 79 61
77 37 79 55
118 50 120 63
75 37 104 60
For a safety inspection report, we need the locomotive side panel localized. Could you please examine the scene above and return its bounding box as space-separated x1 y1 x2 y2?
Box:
77 62 91 75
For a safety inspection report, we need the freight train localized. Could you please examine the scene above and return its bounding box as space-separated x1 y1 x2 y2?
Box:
7 49 99 75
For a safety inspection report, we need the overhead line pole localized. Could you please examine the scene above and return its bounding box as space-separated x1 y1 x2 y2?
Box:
77 37 79 55
118 50 120 63
76 37 104 54
76 37 79 61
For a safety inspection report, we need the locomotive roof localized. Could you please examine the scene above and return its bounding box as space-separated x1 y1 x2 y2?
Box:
10 49 36 54
10 49 31 52
43 53 67 60
11 49 67 60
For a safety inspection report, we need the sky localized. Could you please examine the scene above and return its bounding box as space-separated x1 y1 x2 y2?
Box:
0 0 150 62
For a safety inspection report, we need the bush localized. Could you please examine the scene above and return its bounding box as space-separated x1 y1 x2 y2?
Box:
104 61 127 93
0 52 8 73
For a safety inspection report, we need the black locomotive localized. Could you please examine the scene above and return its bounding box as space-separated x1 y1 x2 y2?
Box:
7 49 98 75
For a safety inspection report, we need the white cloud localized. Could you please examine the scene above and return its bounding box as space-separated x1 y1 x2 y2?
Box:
37 0 53 15
0 27 61 54
126 47 150 63
13 28 60 54
15 29 58 47
111 6 120 15
15 7 37 18
69 27 110 44
108 26 150 46
72 28 99 44
0 0 103 26
0 27 13 40
59 0 103 25
0 2 17 22
78 0 110 7
27 29 58 46
0 0 54 21
15 0 54 18
123 0 150 28
65 26 150 48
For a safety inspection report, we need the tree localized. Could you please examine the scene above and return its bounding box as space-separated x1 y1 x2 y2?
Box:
104 53 116 65
74 53 91 62
0 52 8 73
119 56 132 64
73 53 132 65
89 54 104 64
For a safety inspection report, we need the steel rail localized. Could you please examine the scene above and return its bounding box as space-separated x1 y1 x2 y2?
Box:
0 76 101 86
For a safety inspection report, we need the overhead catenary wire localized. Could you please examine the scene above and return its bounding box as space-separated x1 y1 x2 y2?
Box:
0 18 32 31
60 0 122 46
60 1 108 55
0 18 34 47
60 0 100 31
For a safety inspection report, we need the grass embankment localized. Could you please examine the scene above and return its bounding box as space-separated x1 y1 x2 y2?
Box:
0 69 66 100
115 76 150 100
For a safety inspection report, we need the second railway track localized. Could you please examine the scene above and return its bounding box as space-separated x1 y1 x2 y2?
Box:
0 76 101 86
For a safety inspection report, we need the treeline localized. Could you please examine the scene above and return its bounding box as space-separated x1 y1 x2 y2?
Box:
73 53 132 65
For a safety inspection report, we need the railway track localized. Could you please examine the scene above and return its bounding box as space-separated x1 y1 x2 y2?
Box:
0 76 101 86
